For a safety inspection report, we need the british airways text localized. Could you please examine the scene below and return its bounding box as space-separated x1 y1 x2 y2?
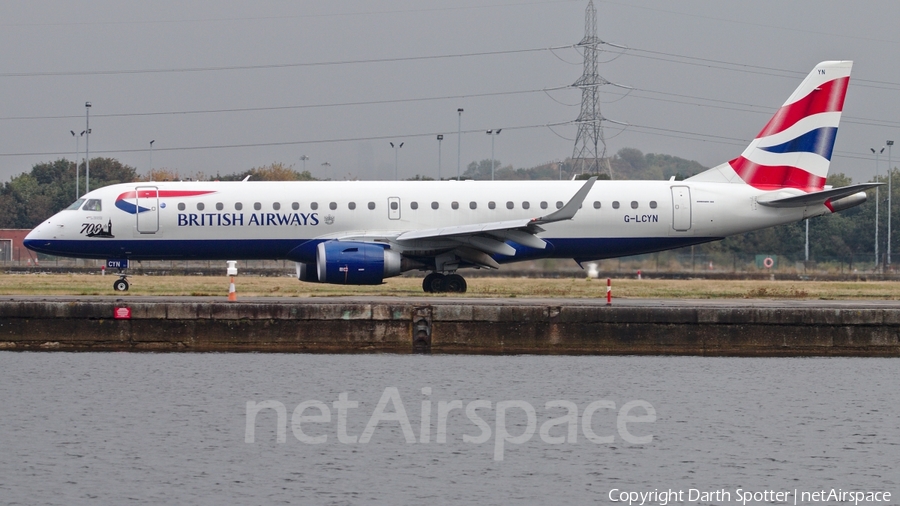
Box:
177 213 319 227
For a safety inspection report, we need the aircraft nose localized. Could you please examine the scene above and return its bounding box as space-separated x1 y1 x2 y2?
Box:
23 219 64 252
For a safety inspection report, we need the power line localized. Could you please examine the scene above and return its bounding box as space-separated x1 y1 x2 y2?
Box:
620 47 900 92
0 87 569 121
0 46 575 78
0 0 582 28
0 121 575 158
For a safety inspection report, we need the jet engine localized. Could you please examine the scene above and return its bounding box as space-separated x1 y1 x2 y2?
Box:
306 241 402 285
295 262 319 282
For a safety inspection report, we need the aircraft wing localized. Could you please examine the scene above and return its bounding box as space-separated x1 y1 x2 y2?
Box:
307 177 596 270
386 177 597 268
757 183 882 208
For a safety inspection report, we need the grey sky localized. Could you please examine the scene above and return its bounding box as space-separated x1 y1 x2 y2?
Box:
1 0 899 186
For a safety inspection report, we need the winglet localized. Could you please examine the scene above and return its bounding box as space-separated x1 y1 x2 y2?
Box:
532 176 597 225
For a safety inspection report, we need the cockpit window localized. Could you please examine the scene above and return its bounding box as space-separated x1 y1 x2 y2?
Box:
83 199 102 211
65 199 86 211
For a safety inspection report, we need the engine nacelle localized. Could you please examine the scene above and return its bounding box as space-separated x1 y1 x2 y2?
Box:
295 262 319 282
315 241 402 285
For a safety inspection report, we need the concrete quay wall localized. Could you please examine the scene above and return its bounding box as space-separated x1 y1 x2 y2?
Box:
0 299 897 356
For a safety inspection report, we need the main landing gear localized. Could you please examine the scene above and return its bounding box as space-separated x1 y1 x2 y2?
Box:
422 272 467 293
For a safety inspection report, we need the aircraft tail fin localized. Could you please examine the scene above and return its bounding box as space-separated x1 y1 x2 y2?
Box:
688 61 852 192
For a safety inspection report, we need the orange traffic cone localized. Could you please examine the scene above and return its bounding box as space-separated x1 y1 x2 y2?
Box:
228 276 237 301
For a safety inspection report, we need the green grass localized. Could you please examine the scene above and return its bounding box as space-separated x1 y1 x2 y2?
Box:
0 273 897 299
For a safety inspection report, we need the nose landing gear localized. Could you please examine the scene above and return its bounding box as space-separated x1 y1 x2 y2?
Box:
422 272 467 293
113 276 129 292
104 259 131 292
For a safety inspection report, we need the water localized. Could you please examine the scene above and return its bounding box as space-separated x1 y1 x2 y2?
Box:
0 353 897 505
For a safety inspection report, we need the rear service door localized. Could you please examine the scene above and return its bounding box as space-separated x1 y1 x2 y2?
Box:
670 186 691 232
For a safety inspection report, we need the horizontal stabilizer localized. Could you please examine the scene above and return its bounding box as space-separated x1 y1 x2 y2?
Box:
757 183 882 208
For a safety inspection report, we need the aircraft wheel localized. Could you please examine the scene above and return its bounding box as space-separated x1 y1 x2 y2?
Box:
113 278 129 292
444 274 467 293
422 273 445 293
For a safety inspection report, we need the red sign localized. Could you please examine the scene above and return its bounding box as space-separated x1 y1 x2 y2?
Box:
114 307 132 319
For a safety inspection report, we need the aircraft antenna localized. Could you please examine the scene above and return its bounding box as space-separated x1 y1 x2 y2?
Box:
571 0 611 178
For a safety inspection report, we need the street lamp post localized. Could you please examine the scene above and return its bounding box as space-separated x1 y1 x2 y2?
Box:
871 146 885 270
300 155 309 173
70 130 84 200
805 219 809 271
457 108 463 180
85 102 91 193
390 142 404 181
149 140 155 174
436 135 443 181
321 162 331 180
888 140 894 266
486 129 501 181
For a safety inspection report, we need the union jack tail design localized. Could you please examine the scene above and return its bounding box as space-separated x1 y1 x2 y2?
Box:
703 61 852 192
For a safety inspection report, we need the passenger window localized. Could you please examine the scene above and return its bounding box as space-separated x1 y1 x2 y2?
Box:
216 202 224 211
593 201 601 209
348 202 356 210
469 202 477 210
235 202 243 211
431 202 439 210
330 202 337 210
451 202 459 210
197 203 205 211
83 199 102 211
177 203 186 211
368 202 376 210
612 201 620 209
650 201 658 209
540 201 548 210
488 201 496 210
631 201 638 209
522 201 530 210
411 202 418 210
310 202 318 210
273 202 281 211
506 201 514 210
292 202 300 210
254 202 262 211
390 202 398 210
556 201 563 209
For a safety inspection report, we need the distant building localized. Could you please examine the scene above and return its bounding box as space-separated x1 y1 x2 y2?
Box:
0 229 34 262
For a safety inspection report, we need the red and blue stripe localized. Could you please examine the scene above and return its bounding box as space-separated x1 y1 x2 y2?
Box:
115 190 215 214
731 75 849 192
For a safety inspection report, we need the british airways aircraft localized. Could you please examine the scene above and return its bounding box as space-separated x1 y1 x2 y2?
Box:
26 61 877 293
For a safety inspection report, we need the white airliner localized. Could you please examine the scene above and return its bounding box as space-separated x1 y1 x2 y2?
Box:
26 61 878 292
